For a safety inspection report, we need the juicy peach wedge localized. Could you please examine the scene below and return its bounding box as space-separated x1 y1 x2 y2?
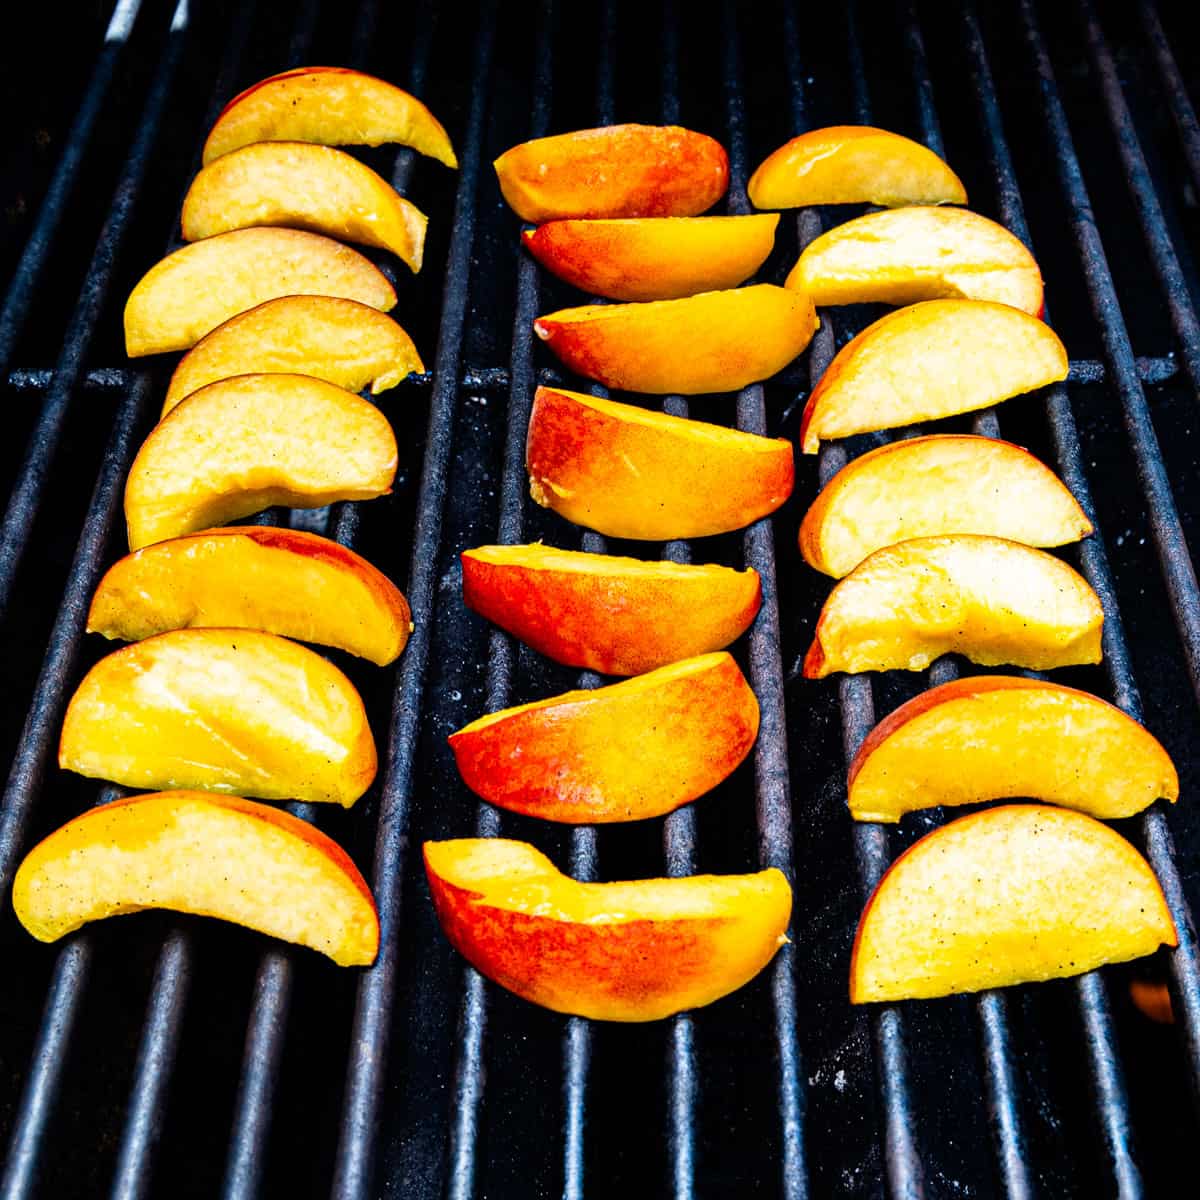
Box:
849 677 1177 822
804 535 1103 677
534 284 816 394
522 214 779 301
60 629 377 807
13 792 378 966
203 66 456 167
125 228 397 356
425 838 791 1020
850 805 1176 1003
462 544 760 675
749 126 967 209
495 124 728 221
527 387 794 540
88 527 412 666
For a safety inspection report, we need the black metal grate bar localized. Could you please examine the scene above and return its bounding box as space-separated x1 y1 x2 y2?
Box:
1137 0 1200 199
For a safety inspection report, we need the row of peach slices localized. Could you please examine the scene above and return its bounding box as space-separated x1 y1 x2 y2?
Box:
12 68 464 971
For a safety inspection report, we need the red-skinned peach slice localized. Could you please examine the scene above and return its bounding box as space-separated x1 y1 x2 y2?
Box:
203 66 456 167
125 374 397 550
494 124 728 221
799 434 1091 576
1130 979 1175 1024
526 386 794 540
534 284 816 394
425 838 791 1020
13 791 378 966
60 629 377 806
449 652 758 823
850 805 1176 1003
461 544 761 675
521 215 779 301
749 126 967 209
848 677 1177 822
787 207 1043 315
88 527 412 666
125 228 397 356
803 535 1103 677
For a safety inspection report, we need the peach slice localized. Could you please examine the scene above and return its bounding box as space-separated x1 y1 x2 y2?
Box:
449 652 758 823
850 805 1176 1003
13 791 378 966
425 838 791 1020
1130 979 1175 1024
125 227 397 356
88 527 412 666
534 284 817 395
799 434 1091 576
749 126 967 209
787 207 1043 315
494 124 729 221
182 142 426 271
124 373 397 550
162 296 424 417
461 543 760 676
59 628 377 806
521 214 779 302
803 535 1103 677
848 677 1177 822
203 66 456 168
526 386 794 540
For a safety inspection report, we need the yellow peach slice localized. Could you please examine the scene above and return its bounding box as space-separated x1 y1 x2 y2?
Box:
88 527 412 666
124 374 397 550
799 435 1091 576
526 386 794 540
203 66 456 168
803 535 1103 677
850 805 1176 1003
125 227 397 356
462 544 760 676
848 677 1177 822
521 214 779 301
13 791 378 966
425 838 791 1020
749 126 967 209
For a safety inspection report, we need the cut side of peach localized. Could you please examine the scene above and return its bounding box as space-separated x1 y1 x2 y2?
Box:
125 228 397 357
88 527 412 666
13 791 378 966
749 126 967 209
449 652 757 823
848 677 1177 822
850 805 1176 1003
462 544 761 676
803 535 1103 676
425 838 791 1020
125 374 397 550
526 386 794 540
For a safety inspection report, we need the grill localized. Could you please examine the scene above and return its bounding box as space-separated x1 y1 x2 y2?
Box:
2 0 1200 1195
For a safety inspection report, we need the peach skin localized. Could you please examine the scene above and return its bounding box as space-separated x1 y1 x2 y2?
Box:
526 386 794 540
800 435 1092 577
494 124 728 221
803 535 1104 676
13 791 379 966
124 227 397 356
521 214 779 301
848 677 1178 822
461 543 761 675
850 805 1176 1003
749 126 967 209
124 374 397 550
425 838 791 1020
203 66 456 167
88 527 412 666
1130 979 1175 1024
59 628 377 807
449 652 757 822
